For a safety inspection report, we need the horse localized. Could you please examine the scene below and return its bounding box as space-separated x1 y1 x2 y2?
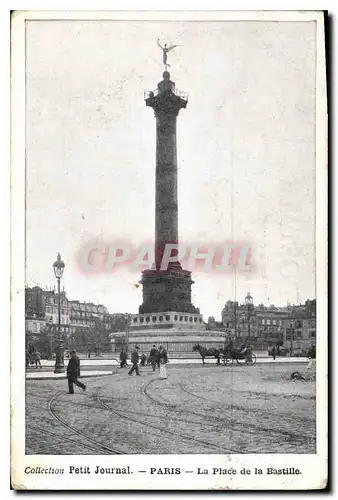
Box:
193 344 221 366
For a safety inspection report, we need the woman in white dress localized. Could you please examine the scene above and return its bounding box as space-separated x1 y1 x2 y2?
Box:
159 359 167 379
159 345 168 379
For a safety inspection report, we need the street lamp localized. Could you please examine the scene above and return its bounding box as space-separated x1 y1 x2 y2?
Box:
125 313 131 354
53 253 65 373
240 313 246 338
244 292 255 342
289 320 295 357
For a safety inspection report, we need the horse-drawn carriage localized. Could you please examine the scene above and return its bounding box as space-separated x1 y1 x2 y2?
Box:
221 345 257 365
192 344 257 366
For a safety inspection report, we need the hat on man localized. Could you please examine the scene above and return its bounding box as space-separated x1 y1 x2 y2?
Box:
135 345 140 349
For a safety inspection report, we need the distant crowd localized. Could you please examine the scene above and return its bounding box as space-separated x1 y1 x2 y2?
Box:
26 344 42 368
119 344 169 378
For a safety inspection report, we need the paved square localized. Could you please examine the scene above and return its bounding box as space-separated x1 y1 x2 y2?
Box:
26 363 315 455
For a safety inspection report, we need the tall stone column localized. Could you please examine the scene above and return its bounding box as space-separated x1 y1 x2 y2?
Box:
155 108 178 269
147 71 186 270
139 71 199 315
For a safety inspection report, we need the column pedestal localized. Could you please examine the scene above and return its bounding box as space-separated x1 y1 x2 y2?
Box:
139 268 200 314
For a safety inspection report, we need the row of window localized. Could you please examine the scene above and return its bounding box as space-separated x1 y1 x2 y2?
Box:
42 318 113 330
71 320 96 327
287 330 316 340
46 306 69 316
46 298 67 306
26 322 43 333
46 315 69 324
133 315 203 324
225 318 316 328
45 305 109 322
291 320 316 329
261 319 282 325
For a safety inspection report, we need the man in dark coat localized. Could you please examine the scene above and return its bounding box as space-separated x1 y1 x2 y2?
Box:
67 349 86 394
128 346 140 376
271 345 276 360
308 344 316 359
140 353 147 366
119 349 128 368
149 344 158 372
34 351 42 368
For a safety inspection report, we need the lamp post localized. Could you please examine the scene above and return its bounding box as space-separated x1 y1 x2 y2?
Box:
289 320 295 357
244 292 255 342
240 314 246 338
125 313 131 355
53 253 65 373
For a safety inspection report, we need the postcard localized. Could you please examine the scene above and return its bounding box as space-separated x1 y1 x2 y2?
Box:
11 9 327 490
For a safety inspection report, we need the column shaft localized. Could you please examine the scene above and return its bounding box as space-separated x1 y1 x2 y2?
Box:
155 111 178 269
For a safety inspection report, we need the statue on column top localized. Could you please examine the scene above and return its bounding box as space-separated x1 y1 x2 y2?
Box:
157 39 179 71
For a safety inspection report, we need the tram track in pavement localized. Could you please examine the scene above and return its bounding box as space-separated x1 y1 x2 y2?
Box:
141 378 315 446
177 383 315 443
29 391 229 433
139 379 279 449
48 391 124 455
26 372 314 453
26 424 113 455
95 386 241 454
179 383 315 424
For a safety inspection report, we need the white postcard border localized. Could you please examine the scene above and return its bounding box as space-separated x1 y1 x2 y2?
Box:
11 9 328 490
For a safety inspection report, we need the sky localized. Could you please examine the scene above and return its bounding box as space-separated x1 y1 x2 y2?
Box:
26 19 316 319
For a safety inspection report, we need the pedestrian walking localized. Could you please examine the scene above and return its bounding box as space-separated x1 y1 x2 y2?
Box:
128 346 140 376
34 351 42 368
119 349 128 368
140 353 147 367
308 344 316 359
245 345 253 363
271 345 276 361
67 349 86 394
149 344 158 372
159 345 168 364
159 346 168 379
306 344 316 373
159 359 168 379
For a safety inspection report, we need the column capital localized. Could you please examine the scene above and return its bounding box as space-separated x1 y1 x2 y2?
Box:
146 92 187 117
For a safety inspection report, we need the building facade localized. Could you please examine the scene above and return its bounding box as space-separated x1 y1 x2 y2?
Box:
44 290 71 330
221 294 316 352
68 300 111 331
283 300 316 355
222 293 291 349
25 286 49 319
25 286 119 353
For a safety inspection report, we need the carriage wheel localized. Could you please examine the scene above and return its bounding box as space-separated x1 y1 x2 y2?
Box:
245 353 257 365
236 356 245 365
224 356 233 366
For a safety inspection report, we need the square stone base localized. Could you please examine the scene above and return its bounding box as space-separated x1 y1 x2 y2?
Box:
139 268 200 314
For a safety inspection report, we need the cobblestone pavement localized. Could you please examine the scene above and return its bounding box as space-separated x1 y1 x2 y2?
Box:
26 363 315 455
